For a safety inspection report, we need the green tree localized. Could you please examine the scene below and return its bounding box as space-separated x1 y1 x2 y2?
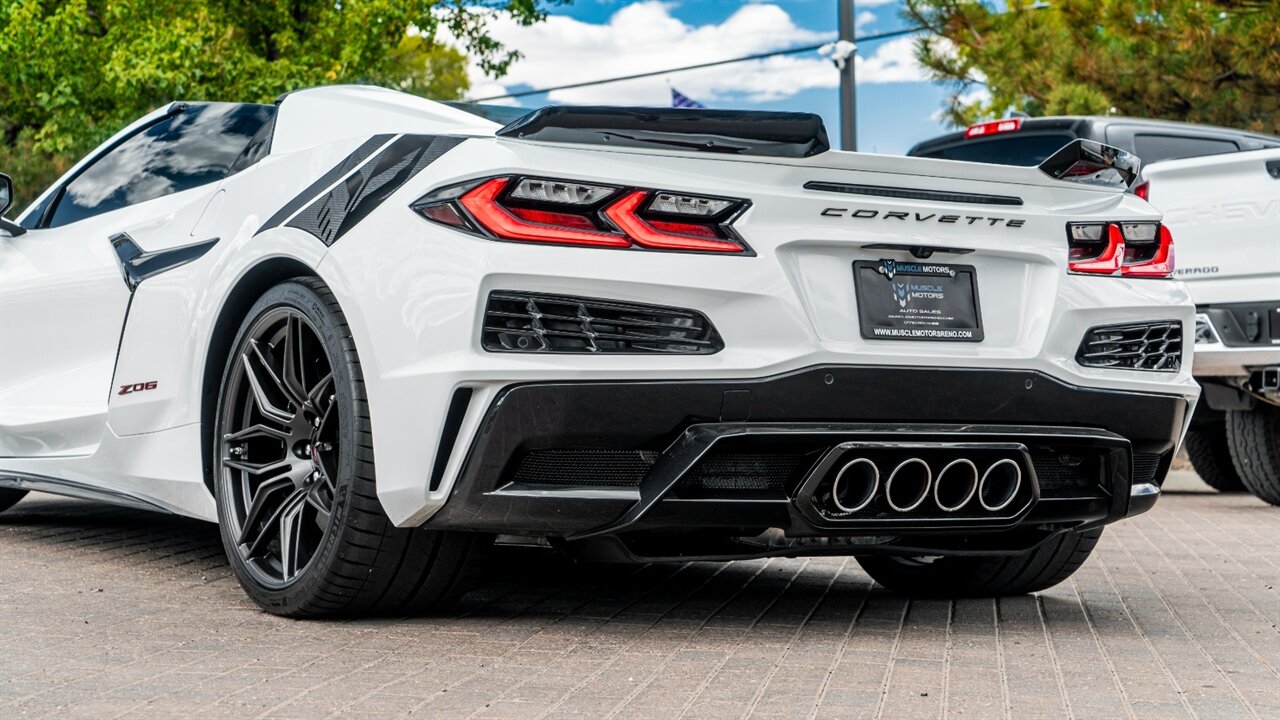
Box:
904 0 1280 132
0 0 551 212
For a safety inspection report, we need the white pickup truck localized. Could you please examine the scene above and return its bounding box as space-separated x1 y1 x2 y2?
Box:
910 120 1280 503
1146 149 1280 503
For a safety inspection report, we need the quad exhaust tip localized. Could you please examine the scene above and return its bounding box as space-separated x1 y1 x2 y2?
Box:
831 458 879 513
822 455 1026 515
885 458 932 512
979 458 1022 512
934 458 979 513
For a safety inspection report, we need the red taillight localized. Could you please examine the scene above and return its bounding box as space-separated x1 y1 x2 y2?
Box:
603 191 745 253
457 178 630 248
1133 181 1150 201
1122 224 1174 277
1068 223 1124 275
416 176 749 254
1066 221 1174 278
964 118 1023 139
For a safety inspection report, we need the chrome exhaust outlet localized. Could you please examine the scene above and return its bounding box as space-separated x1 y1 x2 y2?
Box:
979 458 1022 511
831 458 879 513
885 458 932 512
933 458 979 512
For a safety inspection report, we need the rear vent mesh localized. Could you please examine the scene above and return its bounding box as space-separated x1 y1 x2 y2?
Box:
509 449 656 487
1077 321 1182 372
1030 452 1103 497
484 291 723 354
678 453 811 493
1132 453 1163 485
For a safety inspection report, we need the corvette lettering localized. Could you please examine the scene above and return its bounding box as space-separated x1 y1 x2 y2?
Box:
821 207 1025 228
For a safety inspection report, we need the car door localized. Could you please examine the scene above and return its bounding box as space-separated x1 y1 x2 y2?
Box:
0 103 272 458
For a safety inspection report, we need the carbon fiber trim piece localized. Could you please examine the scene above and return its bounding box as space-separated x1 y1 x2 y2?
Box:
286 135 465 245
255 133 394 234
109 233 219 291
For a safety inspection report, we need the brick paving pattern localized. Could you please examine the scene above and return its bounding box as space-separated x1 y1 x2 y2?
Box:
1 471 1276 719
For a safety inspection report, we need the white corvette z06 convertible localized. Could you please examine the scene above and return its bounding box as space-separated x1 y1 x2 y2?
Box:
0 87 1198 616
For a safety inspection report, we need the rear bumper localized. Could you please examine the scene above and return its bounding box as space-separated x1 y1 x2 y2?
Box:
424 365 1186 559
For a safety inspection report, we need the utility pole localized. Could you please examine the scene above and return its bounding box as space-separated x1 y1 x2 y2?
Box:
837 0 857 151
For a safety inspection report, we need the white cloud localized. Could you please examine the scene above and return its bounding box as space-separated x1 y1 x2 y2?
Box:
856 10 877 31
445 2 930 107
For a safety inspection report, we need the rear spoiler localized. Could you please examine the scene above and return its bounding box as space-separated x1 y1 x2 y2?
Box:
1039 139 1140 190
496 106 830 159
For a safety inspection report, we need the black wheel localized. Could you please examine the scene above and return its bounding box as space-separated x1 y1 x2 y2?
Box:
1227 404 1280 506
856 527 1103 597
214 278 490 617
1185 425 1246 492
0 489 26 514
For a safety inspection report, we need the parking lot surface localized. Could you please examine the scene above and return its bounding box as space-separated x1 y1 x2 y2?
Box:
1 471 1277 720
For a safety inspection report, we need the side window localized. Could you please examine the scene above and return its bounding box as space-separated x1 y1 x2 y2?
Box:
46 103 275 228
1132 134 1239 164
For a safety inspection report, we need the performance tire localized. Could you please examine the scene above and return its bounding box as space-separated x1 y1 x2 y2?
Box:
856 527 1103 597
214 278 490 617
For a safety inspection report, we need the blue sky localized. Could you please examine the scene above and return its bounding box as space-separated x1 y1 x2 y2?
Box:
457 1 963 155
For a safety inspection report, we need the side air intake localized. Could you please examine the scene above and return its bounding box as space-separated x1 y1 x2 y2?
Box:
1077 321 1182 371
483 291 723 354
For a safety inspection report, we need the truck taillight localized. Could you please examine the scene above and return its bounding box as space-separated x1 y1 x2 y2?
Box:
1066 221 1174 278
964 118 1023 139
413 176 750 254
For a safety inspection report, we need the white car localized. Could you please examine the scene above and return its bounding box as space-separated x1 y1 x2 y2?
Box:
0 86 1198 617
1145 149 1280 503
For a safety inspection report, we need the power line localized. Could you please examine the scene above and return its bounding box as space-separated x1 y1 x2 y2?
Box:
469 26 923 103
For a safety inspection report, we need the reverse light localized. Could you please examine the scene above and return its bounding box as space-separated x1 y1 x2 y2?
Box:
413 175 750 254
508 178 615 205
648 192 733 217
964 118 1023 139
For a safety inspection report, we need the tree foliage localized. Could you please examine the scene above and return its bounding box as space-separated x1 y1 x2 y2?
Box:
904 0 1280 133
0 0 550 212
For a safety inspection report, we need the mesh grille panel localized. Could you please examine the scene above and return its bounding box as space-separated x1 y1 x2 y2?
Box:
484 291 723 354
1077 321 1182 371
1132 453 1162 485
679 453 810 492
509 449 657 487
1030 452 1102 497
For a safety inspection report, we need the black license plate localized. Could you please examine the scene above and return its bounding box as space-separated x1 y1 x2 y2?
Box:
853 259 984 342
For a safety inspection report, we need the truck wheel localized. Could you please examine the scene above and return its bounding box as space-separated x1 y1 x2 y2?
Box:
856 527 1103 597
214 278 491 617
0 489 26 514
1227 405 1280 506
1184 425 1245 492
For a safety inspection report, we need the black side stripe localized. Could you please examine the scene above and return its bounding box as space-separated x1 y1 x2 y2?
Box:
256 133 395 235
286 135 465 245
